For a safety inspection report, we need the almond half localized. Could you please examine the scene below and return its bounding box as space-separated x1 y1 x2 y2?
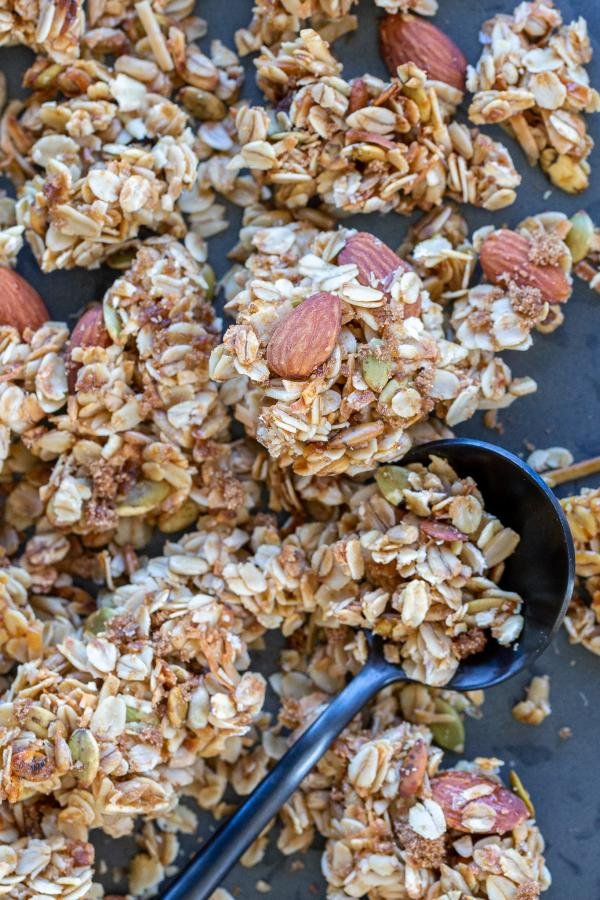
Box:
379 14 467 91
0 268 49 334
266 291 342 381
431 771 529 834
480 229 571 304
66 304 111 391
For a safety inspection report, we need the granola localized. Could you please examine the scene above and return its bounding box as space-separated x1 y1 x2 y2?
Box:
210 220 545 475
228 30 521 215
234 0 438 57
263 657 549 897
467 0 600 193
561 486 600 656
0 237 259 550
512 675 551 725
0 0 84 63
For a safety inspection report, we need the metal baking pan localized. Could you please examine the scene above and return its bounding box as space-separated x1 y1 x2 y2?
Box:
2 0 599 895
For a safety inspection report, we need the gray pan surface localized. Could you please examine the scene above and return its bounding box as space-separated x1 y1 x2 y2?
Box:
2 0 600 896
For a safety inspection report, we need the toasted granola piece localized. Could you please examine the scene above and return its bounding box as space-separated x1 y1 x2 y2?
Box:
265 655 549 897
467 0 600 193
211 220 539 476
229 30 520 215
0 0 84 63
561 486 600 656
513 675 551 725
0 238 258 548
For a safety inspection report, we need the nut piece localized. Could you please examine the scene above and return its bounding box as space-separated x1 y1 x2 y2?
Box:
339 231 412 289
420 520 467 542
66 304 111 391
480 229 571 304
398 740 428 797
379 14 467 91
430 770 529 834
266 291 342 381
0 268 49 334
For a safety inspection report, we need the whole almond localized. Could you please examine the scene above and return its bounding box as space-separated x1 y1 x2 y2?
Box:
0 268 49 334
480 229 571 304
379 14 467 92
431 771 529 834
266 291 342 381
338 232 419 316
66 304 111 391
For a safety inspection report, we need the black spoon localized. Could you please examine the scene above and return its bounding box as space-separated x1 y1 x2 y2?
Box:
163 437 575 900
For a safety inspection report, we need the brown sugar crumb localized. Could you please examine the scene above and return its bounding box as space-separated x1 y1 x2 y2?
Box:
527 232 564 267
508 282 545 320
452 627 488 659
396 823 447 868
516 881 541 900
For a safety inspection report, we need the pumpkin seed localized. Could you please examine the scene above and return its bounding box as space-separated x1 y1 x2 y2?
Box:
430 699 465 752
116 479 171 516
201 264 216 301
566 210 595 263
375 465 411 505
85 606 116 635
362 341 392 392
179 87 227 121
102 297 122 342
158 499 200 533
68 728 100 786
510 770 535 816
34 63 62 88
125 703 159 725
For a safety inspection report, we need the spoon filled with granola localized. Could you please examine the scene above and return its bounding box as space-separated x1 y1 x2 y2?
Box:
164 437 574 900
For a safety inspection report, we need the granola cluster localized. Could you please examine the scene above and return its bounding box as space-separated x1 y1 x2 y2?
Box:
261 659 549 898
0 0 84 63
1 8 244 270
0 237 260 555
234 0 438 57
209 216 574 475
467 0 600 193
561 486 600 656
229 30 521 215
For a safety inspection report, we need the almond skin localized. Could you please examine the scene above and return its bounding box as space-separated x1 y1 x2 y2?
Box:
379 14 467 91
266 291 342 381
431 771 529 834
0 268 49 334
338 232 420 317
66 304 111 391
480 229 571 304
398 740 428 798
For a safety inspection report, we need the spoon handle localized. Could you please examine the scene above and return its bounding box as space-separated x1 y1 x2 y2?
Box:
163 654 400 900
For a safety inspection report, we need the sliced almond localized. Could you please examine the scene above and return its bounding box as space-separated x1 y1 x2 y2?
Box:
480 229 571 304
0 268 49 334
266 291 342 381
379 14 467 92
398 739 429 797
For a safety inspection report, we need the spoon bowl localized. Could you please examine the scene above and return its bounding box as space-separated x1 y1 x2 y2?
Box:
164 438 575 900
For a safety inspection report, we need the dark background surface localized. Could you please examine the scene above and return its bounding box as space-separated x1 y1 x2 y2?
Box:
2 0 600 896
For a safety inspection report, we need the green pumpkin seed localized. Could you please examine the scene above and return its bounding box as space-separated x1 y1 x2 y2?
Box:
201 264 216 301
68 728 100 786
158 499 200 533
102 298 122 342
362 342 392 393
510 770 535 816
430 699 465 752
180 87 227 121
125 704 159 725
566 210 595 263
85 606 116 635
116 480 171 516
375 465 410 505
